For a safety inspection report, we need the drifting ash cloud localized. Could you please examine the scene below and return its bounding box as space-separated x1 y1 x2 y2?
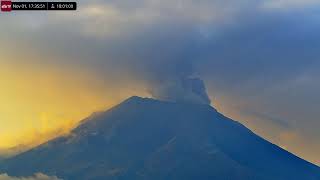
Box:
0 173 62 180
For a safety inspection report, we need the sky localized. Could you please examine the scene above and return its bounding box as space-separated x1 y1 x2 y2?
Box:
0 0 320 165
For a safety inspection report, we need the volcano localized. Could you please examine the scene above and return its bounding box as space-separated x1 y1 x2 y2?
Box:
0 96 319 180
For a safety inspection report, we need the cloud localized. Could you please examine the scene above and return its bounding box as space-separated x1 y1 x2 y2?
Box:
0 173 62 180
263 0 320 9
241 109 291 129
150 77 211 105
0 0 320 165
62 0 257 37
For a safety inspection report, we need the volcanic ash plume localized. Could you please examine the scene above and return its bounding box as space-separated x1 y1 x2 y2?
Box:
150 77 211 105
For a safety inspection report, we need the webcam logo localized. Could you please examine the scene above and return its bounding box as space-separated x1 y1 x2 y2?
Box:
1 0 12 12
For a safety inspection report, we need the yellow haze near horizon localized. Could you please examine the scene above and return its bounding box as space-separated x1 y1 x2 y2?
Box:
0 64 143 149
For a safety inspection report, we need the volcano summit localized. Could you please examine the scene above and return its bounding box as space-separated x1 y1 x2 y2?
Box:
0 96 319 180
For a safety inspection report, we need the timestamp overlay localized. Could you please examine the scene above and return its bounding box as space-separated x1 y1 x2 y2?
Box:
1 1 77 11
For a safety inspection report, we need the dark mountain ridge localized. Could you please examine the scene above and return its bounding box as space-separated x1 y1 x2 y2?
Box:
0 96 319 180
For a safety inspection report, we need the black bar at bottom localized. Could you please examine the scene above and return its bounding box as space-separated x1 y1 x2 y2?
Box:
11 2 77 11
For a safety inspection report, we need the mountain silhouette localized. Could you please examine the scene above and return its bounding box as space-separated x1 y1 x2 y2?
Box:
0 96 319 180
